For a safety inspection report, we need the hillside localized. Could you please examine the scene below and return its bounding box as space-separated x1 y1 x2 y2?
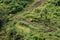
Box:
0 0 60 40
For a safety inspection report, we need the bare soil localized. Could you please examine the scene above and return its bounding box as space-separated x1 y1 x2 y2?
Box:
31 0 47 8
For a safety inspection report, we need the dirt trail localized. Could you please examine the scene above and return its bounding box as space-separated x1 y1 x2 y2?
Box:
13 0 57 33
31 0 47 8
11 0 47 18
23 0 57 33
24 0 47 12
28 20 57 33
39 23 57 33
15 17 57 33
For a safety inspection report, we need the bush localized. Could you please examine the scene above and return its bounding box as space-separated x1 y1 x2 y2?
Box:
0 0 34 14
56 0 60 6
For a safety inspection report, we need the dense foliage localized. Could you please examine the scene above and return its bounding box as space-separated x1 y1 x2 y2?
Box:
0 0 60 40
0 0 34 14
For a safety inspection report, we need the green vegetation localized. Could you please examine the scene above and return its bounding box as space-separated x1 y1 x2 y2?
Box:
0 0 60 40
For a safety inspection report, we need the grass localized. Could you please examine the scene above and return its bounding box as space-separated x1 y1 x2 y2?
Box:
0 0 60 40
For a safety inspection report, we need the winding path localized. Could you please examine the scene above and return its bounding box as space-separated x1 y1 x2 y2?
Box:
12 0 57 33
